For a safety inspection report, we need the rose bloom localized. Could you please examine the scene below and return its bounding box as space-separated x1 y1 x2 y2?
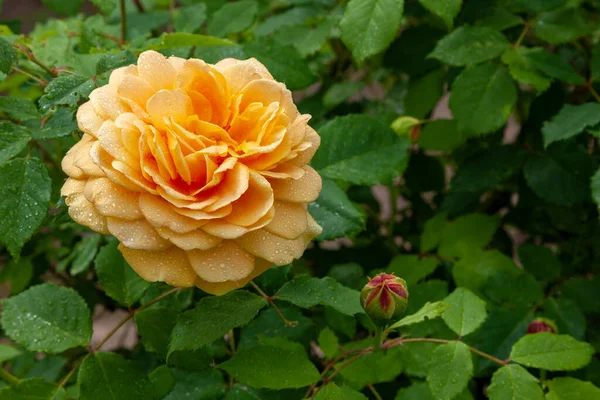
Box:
61 51 322 295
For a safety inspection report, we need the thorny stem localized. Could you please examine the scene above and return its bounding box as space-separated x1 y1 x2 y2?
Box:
99 32 124 49
0 367 19 386
120 0 127 43
306 337 508 398
368 384 383 400
11 66 48 86
12 44 57 77
94 287 181 352
514 21 531 48
250 281 297 327
133 0 145 12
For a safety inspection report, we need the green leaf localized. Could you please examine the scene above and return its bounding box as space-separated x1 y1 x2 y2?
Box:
0 158 51 258
70 234 102 276
42 0 83 15
163 368 226 400
0 97 39 121
0 37 17 74
562 276 600 314
394 381 435 400
450 146 525 193
546 377 600 400
149 365 175 399
256 7 318 36
449 62 517 135
442 288 487 337
517 244 561 282
218 337 319 389
487 364 544 400
510 333 594 371
419 120 466 152
336 347 404 389
340 0 405 63
542 103 600 148
0 344 21 363
430 26 509 66
33 108 78 140
322 81 366 109
427 342 473 400
0 121 31 165
135 308 177 359
418 0 462 28
38 74 94 116
312 115 411 185
243 37 316 91
308 179 366 241
174 3 207 33
318 327 340 359
239 305 313 349
1 283 92 353
523 47 585 85
524 142 593 205
0 378 66 400
396 342 437 378
314 383 367 400
532 8 589 45
501 47 551 93
389 301 449 329
386 255 439 285
90 0 115 14
405 68 446 119
94 241 151 307
438 213 499 259
276 275 363 316
142 32 233 51
477 7 523 31
168 290 267 356
420 213 448 252
542 298 586 340
78 352 154 400
207 0 258 37
96 51 137 76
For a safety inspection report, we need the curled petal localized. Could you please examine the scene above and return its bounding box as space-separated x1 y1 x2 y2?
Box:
146 89 193 130
137 50 177 91
139 193 205 233
107 217 170 250
187 240 254 283
83 177 142 220
270 166 322 203
290 125 320 167
216 58 273 94
264 202 308 240
90 86 130 120
119 244 197 287
157 227 221 251
236 229 307 266
77 102 105 138
224 171 274 227
194 257 272 295
63 181 109 234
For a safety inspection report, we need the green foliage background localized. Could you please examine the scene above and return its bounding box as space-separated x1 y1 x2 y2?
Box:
0 0 600 399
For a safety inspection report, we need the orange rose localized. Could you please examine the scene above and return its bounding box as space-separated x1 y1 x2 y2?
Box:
60 51 322 295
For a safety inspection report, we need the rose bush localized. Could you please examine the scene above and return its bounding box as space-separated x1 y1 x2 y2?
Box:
0 0 599 399
61 51 322 294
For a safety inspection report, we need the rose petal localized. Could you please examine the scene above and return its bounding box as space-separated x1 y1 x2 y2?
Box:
77 102 105 138
137 50 177 91
117 74 156 107
224 171 274 226
236 229 306 266
203 163 250 212
238 79 297 119
107 217 170 250
63 187 109 234
146 89 193 130
216 58 274 94
90 86 130 120
270 166 322 203
187 240 254 283
139 193 205 233
157 227 221 251
194 257 272 295
119 244 196 287
290 125 320 167
83 177 143 220
97 120 138 166
108 65 138 89
263 202 308 240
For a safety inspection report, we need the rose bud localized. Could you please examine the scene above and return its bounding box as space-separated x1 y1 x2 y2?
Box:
360 273 408 326
526 318 557 334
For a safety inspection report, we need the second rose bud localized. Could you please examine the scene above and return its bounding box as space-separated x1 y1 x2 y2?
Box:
361 273 409 326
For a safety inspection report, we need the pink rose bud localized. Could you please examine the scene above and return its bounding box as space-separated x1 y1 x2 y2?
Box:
360 273 408 326
526 318 557 334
